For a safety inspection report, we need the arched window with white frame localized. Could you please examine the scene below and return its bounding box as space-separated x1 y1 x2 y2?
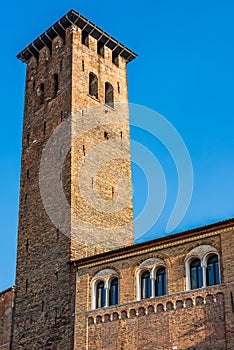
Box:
91 269 119 309
136 258 167 301
185 245 221 291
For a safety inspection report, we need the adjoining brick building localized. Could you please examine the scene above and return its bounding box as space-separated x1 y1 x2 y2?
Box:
0 9 233 350
0 288 15 350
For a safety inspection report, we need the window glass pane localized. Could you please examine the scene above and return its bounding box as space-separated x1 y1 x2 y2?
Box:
190 259 203 289
215 262 220 284
156 267 166 296
110 278 119 306
141 271 151 299
207 255 220 286
96 281 105 308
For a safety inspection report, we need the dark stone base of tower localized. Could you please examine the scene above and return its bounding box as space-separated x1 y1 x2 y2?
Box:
1 9 233 350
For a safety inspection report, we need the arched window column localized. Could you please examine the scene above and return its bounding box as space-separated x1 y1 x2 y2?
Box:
151 274 156 299
104 280 109 307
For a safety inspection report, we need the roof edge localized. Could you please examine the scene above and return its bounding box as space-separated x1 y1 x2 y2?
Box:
17 9 137 64
0 286 15 295
72 218 234 266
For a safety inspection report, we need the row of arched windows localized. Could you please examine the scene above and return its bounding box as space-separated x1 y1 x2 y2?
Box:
36 72 115 109
36 73 59 105
89 72 114 108
92 246 221 310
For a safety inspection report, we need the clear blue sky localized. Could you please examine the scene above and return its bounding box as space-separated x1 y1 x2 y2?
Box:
0 0 234 291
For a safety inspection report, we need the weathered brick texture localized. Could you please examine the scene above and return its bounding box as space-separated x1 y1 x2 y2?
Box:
13 10 134 350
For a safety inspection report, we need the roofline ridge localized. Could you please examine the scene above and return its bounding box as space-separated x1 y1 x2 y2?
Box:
17 9 137 64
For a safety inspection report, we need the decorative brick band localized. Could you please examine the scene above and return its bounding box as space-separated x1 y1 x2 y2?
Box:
77 226 233 269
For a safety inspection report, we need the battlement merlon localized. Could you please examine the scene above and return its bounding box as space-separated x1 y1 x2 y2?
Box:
16 9 137 64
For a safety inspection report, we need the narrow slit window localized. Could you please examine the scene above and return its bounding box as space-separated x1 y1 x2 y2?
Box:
27 133 30 146
53 74 59 98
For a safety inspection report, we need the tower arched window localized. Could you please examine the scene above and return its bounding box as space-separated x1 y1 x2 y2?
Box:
206 254 220 286
190 259 203 290
141 270 151 299
96 281 106 309
53 73 59 98
109 277 119 306
105 82 114 108
155 267 166 296
37 83 45 105
89 73 98 99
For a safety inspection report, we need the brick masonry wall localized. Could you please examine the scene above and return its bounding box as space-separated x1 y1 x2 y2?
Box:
13 18 134 349
75 228 234 349
70 27 134 260
0 288 14 350
85 285 231 350
13 30 76 350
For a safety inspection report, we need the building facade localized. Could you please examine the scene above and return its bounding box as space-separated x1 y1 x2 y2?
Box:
74 220 234 350
0 9 233 350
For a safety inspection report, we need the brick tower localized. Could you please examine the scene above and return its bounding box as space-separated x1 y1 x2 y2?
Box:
13 10 136 349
